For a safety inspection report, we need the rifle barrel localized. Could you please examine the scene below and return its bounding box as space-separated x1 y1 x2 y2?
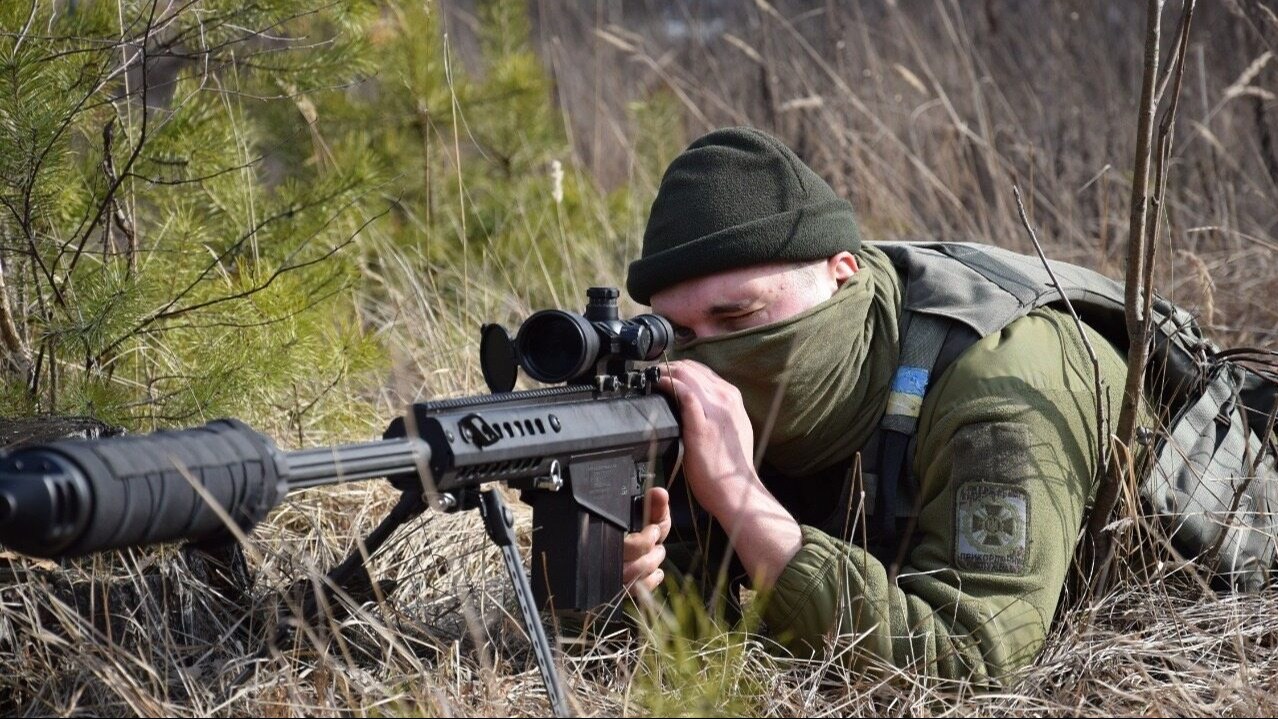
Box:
284 438 430 489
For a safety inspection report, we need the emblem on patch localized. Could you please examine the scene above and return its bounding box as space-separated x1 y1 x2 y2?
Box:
955 483 1029 574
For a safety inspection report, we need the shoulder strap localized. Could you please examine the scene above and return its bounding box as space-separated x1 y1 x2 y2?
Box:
870 309 980 570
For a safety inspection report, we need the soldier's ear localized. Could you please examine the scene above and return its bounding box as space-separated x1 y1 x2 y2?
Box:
830 252 859 287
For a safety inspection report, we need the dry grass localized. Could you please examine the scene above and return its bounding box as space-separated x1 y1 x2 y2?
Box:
4 0 1278 715
7 514 1278 716
535 0 1278 345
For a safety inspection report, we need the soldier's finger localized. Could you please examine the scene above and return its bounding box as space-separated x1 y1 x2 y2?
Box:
648 487 673 544
642 568 666 592
622 544 667 585
623 523 660 561
655 374 708 426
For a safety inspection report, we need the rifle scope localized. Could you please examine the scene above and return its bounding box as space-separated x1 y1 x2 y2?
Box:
488 287 672 387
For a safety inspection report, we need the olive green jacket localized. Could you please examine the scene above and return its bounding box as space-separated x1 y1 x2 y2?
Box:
758 306 1129 681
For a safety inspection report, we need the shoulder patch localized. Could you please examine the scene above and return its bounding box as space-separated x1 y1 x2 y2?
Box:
950 421 1034 486
955 482 1030 574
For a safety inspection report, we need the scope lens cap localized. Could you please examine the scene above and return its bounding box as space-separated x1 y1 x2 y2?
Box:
479 323 519 393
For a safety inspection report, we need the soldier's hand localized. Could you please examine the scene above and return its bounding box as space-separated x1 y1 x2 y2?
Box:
655 359 802 588
623 486 671 594
655 360 757 515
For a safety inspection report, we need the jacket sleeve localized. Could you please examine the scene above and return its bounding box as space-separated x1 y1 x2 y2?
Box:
758 309 1128 681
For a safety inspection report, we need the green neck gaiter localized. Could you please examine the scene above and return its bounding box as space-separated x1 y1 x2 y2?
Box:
672 246 901 476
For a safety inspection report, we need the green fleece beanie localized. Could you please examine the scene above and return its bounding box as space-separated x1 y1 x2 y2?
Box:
626 127 862 305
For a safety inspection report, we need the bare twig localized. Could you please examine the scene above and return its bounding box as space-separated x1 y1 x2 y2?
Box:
91 188 384 366
1086 0 1197 594
59 0 158 282
1014 185 1109 471
0 251 30 375
416 99 434 229
12 1 38 55
1145 0 1196 327
11 7 159 313
1083 0 1163 574
100 118 138 275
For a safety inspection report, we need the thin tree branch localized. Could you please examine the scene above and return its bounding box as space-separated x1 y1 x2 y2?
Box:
1082 0 1165 586
61 0 158 282
1014 185 1110 473
0 251 30 375
1085 0 1197 595
12 1 38 56
99 119 137 274
95 196 382 360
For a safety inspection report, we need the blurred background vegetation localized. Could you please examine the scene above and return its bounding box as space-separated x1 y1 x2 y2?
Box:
0 0 670 440
2 0 1273 443
1 1 1276 715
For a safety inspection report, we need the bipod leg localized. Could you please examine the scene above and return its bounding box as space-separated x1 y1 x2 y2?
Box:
478 488 572 718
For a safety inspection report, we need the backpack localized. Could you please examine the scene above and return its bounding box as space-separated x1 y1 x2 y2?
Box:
863 241 1278 591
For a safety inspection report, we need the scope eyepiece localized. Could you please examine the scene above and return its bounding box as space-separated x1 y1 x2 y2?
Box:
628 314 673 361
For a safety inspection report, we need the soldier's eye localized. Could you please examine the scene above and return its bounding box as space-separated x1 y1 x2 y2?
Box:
726 308 763 328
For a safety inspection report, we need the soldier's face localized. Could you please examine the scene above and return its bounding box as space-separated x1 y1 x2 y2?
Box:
650 252 858 346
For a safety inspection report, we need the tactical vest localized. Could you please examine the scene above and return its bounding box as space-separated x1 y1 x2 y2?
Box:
827 241 1278 591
